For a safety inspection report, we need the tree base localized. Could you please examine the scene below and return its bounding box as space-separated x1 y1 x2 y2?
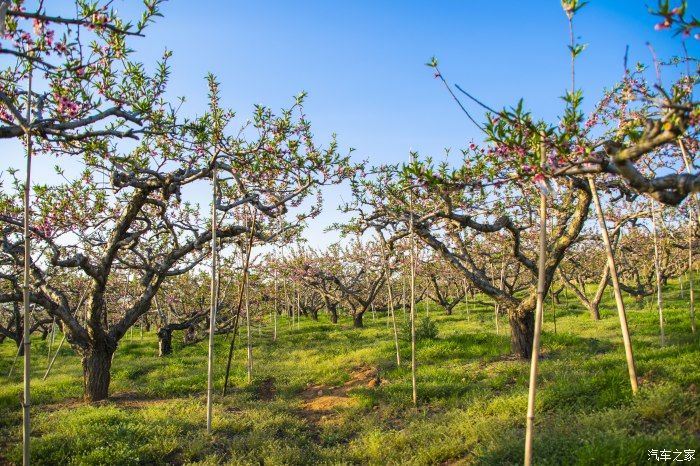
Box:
82 346 114 402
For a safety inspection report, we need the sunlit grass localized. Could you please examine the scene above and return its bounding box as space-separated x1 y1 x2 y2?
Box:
0 280 698 464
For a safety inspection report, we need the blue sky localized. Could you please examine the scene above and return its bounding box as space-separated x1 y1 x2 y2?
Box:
134 0 697 154
7 1 699 248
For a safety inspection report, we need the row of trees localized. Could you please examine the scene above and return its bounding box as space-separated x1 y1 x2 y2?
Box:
6 206 693 359
0 0 697 401
0 1 353 404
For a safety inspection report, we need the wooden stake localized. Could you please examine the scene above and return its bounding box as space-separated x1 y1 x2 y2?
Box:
679 139 697 334
402 274 407 320
524 139 548 466
551 287 557 335
246 211 254 383
47 315 56 364
222 211 257 395
490 264 499 335
206 167 218 434
273 269 279 341
8 336 22 377
295 283 301 330
22 66 33 466
408 154 417 407
281 261 292 326
43 334 65 381
381 238 401 367
44 293 87 380
463 279 469 321
246 265 253 383
588 177 639 393
649 201 665 346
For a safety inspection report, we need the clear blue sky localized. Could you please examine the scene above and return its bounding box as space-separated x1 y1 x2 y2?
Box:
8 1 699 248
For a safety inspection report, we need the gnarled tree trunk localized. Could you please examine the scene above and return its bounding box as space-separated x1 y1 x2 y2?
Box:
82 342 115 402
353 313 364 328
157 327 173 356
509 302 535 359
324 297 339 324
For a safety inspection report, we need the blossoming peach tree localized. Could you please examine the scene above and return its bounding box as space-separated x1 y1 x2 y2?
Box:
342 0 698 359
296 240 388 328
0 0 168 142
0 73 352 400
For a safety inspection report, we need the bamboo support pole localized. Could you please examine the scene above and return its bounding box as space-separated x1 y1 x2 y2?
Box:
524 139 548 466
679 139 697 334
47 315 56 363
206 167 218 434
408 155 417 407
649 201 666 346
42 334 66 380
381 239 401 367
588 177 639 393
8 336 22 377
246 269 253 382
222 212 257 395
22 66 34 466
44 293 87 380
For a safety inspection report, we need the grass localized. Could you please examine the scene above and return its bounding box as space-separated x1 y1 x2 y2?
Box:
0 281 699 465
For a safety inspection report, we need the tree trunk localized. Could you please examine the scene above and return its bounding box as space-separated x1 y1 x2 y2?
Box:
328 304 338 324
588 302 600 321
184 325 196 344
353 313 364 328
509 304 534 359
310 308 319 321
157 327 173 356
552 289 562 305
15 337 24 356
82 345 114 402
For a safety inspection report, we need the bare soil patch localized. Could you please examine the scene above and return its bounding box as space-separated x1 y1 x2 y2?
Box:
254 376 277 401
299 364 380 425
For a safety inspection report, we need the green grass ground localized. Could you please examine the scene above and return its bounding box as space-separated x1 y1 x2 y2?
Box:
0 283 699 465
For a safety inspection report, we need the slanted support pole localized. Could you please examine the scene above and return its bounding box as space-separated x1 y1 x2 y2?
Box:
588 177 639 393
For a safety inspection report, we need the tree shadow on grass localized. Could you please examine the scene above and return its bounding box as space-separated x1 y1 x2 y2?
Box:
418 332 511 365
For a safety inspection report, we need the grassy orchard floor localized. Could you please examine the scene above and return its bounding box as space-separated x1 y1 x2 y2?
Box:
0 284 699 465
